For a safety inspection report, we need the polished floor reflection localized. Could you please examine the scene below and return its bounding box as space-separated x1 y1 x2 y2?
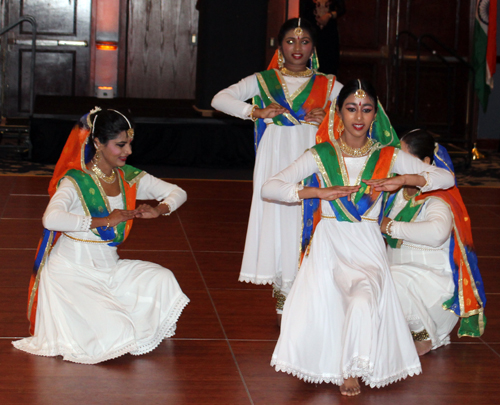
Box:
0 175 498 404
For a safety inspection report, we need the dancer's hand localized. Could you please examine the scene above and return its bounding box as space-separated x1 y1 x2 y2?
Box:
107 209 137 226
134 204 162 219
316 185 360 202
304 108 327 124
363 176 406 193
253 103 289 119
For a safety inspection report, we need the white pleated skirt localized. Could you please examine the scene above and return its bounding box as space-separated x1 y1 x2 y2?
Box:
13 238 189 364
271 218 422 388
239 123 317 291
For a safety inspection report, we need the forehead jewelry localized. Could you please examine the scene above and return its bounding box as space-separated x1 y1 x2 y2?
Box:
354 79 366 99
294 18 303 37
108 109 135 139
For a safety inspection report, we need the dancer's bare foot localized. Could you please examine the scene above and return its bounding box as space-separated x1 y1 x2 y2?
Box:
340 377 361 396
415 340 432 356
276 314 282 328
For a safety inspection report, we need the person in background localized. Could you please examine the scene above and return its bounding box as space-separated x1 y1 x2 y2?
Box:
301 0 346 75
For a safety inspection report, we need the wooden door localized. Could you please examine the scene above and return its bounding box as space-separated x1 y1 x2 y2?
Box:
1 0 92 117
125 0 199 99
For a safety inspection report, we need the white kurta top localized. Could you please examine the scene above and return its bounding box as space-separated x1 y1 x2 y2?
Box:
387 190 458 349
13 172 190 364
262 147 454 387
212 73 343 293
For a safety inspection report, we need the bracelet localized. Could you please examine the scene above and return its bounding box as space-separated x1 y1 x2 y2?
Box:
418 172 430 190
159 201 172 216
385 219 394 237
103 216 111 231
249 105 258 122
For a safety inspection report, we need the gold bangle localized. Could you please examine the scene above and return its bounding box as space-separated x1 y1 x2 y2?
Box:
249 105 258 122
103 216 111 231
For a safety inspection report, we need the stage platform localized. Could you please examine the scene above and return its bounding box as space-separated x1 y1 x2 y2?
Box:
30 96 256 171
0 174 499 404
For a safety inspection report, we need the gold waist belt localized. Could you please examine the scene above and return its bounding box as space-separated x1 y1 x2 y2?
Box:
63 232 111 244
266 120 319 127
320 215 378 222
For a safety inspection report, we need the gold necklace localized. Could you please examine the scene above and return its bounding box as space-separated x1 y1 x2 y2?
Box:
339 137 374 157
92 164 116 184
280 67 313 77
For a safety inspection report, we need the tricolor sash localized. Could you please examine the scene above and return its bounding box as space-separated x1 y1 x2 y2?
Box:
299 141 396 264
26 165 144 335
253 69 334 150
384 187 486 337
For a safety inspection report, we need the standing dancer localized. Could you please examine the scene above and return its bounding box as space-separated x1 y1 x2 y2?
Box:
263 80 455 395
13 108 189 364
212 18 342 316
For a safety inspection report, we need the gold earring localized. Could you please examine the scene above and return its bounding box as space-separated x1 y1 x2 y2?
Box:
278 49 284 69
93 150 101 164
337 120 344 136
369 121 374 138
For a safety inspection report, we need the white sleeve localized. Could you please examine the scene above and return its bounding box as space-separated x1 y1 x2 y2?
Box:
211 74 259 120
391 198 453 247
393 149 455 192
262 151 319 203
42 178 92 232
329 78 343 101
136 173 187 212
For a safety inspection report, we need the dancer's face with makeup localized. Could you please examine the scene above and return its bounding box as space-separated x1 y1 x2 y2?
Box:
280 28 314 71
338 93 377 142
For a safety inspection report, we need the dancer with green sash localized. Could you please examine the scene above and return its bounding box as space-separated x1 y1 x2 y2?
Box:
13 108 189 364
382 129 486 356
212 18 342 317
262 80 455 396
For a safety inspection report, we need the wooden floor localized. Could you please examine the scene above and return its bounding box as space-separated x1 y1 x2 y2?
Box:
0 175 499 404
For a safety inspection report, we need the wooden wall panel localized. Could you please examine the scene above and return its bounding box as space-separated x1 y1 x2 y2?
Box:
19 50 76 112
400 0 471 54
2 0 91 116
337 0 389 51
126 0 199 99
21 0 77 35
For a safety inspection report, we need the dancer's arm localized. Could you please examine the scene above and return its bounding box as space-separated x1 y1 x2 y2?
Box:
365 149 454 192
382 198 453 247
211 75 261 119
262 151 358 203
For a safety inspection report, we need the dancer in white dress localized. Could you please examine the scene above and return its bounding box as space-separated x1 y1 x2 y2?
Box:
262 80 455 395
212 18 342 313
13 108 189 364
382 129 486 356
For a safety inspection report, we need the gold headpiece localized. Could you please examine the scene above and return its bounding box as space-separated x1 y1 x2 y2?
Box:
108 109 135 139
87 106 102 133
87 107 134 139
294 18 303 36
354 79 366 99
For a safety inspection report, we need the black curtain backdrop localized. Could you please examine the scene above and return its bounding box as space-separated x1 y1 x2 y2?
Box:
30 96 255 168
195 0 268 110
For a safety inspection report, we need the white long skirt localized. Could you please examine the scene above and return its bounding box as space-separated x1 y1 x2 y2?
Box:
13 238 189 364
388 245 458 349
271 218 421 388
239 123 317 292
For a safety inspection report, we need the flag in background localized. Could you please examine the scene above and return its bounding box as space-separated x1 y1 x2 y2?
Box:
473 0 497 111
